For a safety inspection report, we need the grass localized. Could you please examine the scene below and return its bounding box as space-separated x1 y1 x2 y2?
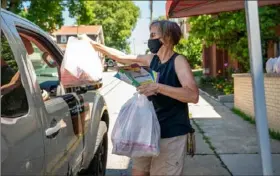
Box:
232 108 255 124
269 129 280 141
232 107 280 141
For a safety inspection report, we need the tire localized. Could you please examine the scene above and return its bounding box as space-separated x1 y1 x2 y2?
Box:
103 66 108 72
85 132 108 176
107 60 114 67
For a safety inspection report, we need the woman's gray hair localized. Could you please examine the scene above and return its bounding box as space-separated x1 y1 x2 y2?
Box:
150 20 182 45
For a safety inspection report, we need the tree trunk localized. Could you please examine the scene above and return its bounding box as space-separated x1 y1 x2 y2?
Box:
1 0 8 9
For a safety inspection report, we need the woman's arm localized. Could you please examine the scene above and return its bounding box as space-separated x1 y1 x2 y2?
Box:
1 72 21 95
158 55 199 103
78 34 152 66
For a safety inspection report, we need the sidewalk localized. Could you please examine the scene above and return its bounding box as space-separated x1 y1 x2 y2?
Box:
187 91 280 175
103 73 280 175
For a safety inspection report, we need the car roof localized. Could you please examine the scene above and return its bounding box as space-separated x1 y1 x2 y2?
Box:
1 9 42 31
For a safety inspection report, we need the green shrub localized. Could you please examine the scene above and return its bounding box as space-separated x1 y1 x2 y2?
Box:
174 36 202 69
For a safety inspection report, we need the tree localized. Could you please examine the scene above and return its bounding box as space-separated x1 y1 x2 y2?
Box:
68 0 140 53
156 15 167 21
1 0 22 14
188 6 280 72
2 0 65 70
2 0 65 33
23 0 64 32
174 36 203 69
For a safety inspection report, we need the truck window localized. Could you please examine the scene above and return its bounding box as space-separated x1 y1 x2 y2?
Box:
18 32 61 101
1 32 29 118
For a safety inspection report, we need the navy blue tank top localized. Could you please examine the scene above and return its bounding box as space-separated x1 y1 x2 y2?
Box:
149 53 192 138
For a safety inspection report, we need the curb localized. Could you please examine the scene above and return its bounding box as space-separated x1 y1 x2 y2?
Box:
198 89 234 109
199 89 220 102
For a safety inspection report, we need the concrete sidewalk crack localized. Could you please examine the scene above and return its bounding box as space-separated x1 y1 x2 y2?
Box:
192 119 233 176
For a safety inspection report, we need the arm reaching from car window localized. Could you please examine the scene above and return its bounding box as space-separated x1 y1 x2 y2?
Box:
1 71 21 95
78 34 152 66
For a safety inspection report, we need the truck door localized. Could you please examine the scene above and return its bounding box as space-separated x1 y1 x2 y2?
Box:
13 25 90 175
1 17 45 175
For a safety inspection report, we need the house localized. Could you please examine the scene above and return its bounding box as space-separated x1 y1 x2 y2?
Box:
267 25 280 59
178 18 239 77
52 25 105 59
180 19 280 77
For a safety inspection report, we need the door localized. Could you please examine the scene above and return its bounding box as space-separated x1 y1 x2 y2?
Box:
1 17 45 175
12 24 88 175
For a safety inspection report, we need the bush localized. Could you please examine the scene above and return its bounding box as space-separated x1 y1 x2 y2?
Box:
174 36 202 69
199 76 215 86
212 77 234 95
200 76 234 95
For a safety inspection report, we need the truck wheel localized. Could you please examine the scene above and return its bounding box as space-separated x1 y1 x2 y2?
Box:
87 132 108 176
107 60 114 67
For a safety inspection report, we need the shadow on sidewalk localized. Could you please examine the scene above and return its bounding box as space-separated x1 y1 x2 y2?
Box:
188 92 280 175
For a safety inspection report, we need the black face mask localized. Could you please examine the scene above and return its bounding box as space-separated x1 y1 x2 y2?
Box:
148 38 162 54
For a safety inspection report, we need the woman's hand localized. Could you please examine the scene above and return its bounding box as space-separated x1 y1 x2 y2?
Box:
42 89 50 101
137 83 160 96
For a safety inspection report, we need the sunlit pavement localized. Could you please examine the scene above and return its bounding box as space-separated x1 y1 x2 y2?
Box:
100 70 280 176
100 70 135 175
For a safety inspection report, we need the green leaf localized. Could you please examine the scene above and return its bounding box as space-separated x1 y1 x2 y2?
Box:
68 0 140 53
188 6 280 72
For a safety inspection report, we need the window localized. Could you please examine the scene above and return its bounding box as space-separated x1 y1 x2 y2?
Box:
19 32 60 101
61 35 67 43
1 32 29 118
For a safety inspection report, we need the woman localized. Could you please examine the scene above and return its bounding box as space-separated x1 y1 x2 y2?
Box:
80 20 199 176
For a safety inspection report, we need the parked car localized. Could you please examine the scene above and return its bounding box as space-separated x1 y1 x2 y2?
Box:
103 58 117 72
1 9 109 176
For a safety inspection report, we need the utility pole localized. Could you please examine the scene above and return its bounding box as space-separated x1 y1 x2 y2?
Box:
149 0 153 23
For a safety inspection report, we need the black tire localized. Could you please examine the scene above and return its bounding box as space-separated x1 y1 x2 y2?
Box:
85 132 108 176
107 60 114 67
103 66 108 72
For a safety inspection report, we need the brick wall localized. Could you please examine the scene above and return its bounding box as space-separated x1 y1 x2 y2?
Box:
233 73 280 132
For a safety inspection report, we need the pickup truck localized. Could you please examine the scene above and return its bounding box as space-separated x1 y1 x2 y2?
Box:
1 9 109 176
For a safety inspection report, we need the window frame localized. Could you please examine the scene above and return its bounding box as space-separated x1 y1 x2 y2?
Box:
15 27 66 102
18 32 60 81
60 35 67 44
1 28 30 118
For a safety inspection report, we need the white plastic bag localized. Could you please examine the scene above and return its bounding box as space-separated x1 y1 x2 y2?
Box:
274 56 280 74
111 93 161 157
61 37 103 86
266 57 276 73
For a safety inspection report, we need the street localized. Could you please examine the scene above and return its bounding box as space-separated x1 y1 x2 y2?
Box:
99 71 135 175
